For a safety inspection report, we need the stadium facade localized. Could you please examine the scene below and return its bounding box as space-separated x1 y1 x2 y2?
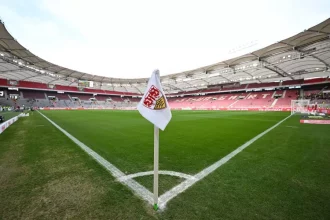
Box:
0 18 329 111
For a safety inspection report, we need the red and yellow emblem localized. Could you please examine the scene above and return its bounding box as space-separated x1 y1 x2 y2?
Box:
142 85 166 110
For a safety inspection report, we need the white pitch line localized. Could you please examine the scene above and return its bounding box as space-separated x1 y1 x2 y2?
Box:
119 170 196 182
38 110 292 210
158 114 292 209
38 111 154 205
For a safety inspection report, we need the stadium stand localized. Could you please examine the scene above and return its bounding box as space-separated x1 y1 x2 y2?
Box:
70 93 93 101
282 79 303 86
1 80 330 110
94 95 109 101
231 91 274 108
1 19 330 111
304 78 329 85
45 92 70 100
19 81 48 89
246 82 279 89
22 90 46 99
273 90 298 108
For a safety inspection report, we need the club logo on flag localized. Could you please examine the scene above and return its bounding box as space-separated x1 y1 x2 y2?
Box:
138 69 172 131
142 85 166 110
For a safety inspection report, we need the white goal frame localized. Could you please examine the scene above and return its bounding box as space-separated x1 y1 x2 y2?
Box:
291 99 310 115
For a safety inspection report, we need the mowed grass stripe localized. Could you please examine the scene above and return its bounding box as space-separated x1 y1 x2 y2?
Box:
158 114 292 209
41 110 289 174
159 115 330 220
0 112 156 219
1 111 329 219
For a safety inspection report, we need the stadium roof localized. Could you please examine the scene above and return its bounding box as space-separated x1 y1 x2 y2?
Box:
0 18 330 94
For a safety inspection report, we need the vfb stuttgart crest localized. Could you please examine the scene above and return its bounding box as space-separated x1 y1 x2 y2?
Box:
142 85 166 110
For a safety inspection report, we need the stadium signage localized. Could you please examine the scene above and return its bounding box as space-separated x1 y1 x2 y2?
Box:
0 113 29 135
0 115 18 134
300 120 330 124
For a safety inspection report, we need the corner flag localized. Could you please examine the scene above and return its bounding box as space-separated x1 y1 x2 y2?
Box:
137 69 172 131
137 69 172 210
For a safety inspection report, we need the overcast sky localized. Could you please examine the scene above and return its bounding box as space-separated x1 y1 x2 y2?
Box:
0 0 329 78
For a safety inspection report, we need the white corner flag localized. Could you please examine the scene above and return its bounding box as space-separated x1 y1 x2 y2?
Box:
137 69 172 210
137 69 172 131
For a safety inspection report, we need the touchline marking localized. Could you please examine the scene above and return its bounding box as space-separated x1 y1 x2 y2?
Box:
157 114 292 209
38 111 154 205
119 170 196 182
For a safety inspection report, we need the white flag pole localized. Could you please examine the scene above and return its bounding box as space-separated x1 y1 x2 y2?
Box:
153 125 159 210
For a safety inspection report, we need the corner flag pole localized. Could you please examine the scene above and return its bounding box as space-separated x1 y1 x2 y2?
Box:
137 69 172 210
153 125 159 210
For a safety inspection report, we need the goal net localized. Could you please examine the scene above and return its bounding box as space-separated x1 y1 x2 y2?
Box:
291 100 310 115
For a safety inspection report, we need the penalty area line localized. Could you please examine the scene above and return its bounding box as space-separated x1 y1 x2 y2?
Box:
158 114 292 209
37 111 154 205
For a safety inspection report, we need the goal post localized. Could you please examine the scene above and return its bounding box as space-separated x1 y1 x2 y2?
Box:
291 99 310 115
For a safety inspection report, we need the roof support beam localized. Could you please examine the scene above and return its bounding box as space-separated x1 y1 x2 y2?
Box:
252 49 293 79
0 68 22 73
164 83 184 92
241 70 262 83
42 64 62 71
226 66 249 82
215 75 231 83
89 75 99 81
68 80 77 86
280 41 330 68
0 72 21 79
183 80 200 89
19 55 37 59
54 68 69 74
305 29 329 35
5 48 28 52
206 70 231 83
0 37 13 40
129 83 143 94
29 60 49 65
308 54 329 67
121 86 128 93
199 78 209 84
21 75 44 81
262 61 291 78
76 73 88 80
67 70 77 77
47 78 62 84
134 86 143 94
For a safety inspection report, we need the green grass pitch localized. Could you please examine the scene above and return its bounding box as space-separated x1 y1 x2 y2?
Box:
0 110 329 219
0 111 21 120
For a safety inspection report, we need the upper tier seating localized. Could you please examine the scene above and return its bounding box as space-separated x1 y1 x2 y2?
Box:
70 93 93 101
22 90 46 99
246 82 279 89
